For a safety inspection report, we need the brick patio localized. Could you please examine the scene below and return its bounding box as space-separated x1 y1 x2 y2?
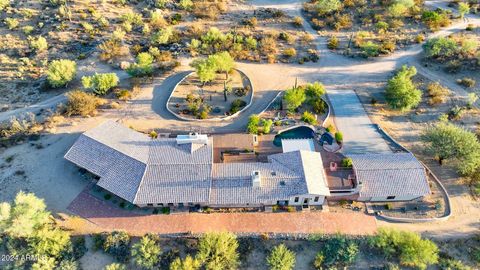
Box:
68 191 377 236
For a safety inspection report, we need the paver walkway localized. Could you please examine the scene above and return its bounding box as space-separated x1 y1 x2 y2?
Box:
327 90 392 154
68 190 377 236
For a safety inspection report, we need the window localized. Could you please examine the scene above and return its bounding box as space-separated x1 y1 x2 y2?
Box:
303 198 308 204
387 196 396 200
314 196 319 202
147 203 153 206
271 171 277 176
294 197 299 203
157 203 163 206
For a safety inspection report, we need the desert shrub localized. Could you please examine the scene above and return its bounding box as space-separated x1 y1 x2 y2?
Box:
446 59 461 73
293 16 303 27
267 244 296 270
104 263 127 270
427 82 449 105
422 122 480 175
283 48 296 58
192 0 226 20
82 73 119 95
29 36 48 52
121 11 143 26
170 255 200 270
98 39 126 61
313 252 324 270
369 228 439 270
230 99 247 114
375 21 389 33
301 111 317 125
261 36 278 55
360 41 380 57
439 258 472 270
422 10 451 31
149 10 167 30
245 36 257 50
335 132 343 143
65 90 103 117
261 119 273 134
316 0 342 15
284 87 306 112
152 27 173 45
127 52 154 77
22 25 34 35
47 59 77 88
341 157 353 167
0 0 10 10
381 40 396 54
196 232 239 270
333 14 352 31
385 65 421 111
467 93 478 108
247 114 260 134
457 77 476 88
460 39 478 56
415 34 425 43
132 234 161 269
327 36 339 49
179 0 194 10
104 231 130 262
5 18 19 30
423 37 458 59
321 235 358 267
312 99 327 114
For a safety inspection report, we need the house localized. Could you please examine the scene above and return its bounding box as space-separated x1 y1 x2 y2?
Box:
64 121 330 208
348 153 431 202
65 121 431 209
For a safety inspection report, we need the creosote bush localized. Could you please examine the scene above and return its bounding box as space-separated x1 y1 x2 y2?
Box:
65 90 103 117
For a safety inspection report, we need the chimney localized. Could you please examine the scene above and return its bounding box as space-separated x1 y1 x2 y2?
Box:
252 171 261 188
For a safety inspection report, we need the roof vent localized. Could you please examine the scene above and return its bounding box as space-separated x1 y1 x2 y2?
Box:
176 133 208 145
252 171 261 188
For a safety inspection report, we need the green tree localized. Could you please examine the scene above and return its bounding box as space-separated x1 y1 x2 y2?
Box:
30 227 71 258
196 232 239 270
170 255 201 270
47 59 77 88
458 2 470 19
284 87 306 112
385 65 421 111
423 37 458 59
316 0 341 15
191 58 217 85
103 231 131 262
369 228 439 270
267 244 296 270
132 234 161 269
421 122 480 175
322 234 359 267
0 191 50 238
82 73 119 95
209 51 235 79
127 52 154 77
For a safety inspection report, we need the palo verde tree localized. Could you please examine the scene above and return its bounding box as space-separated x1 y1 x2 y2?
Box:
369 228 439 270
0 192 73 270
131 234 162 269
209 51 235 80
82 73 119 95
196 232 240 270
267 244 296 270
421 122 480 175
385 65 421 111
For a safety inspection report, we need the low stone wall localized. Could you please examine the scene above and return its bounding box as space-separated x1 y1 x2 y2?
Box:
166 68 254 122
373 125 452 223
